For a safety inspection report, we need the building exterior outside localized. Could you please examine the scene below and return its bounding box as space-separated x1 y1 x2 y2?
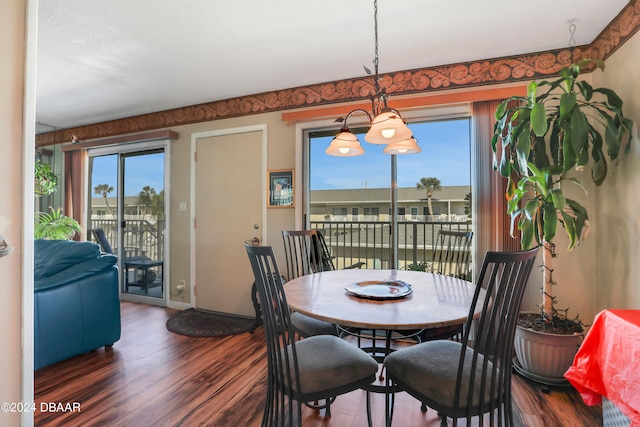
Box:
309 186 471 223
309 186 472 272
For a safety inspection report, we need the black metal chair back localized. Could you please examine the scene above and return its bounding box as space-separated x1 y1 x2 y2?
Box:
245 244 378 426
245 244 302 425
282 230 324 280
432 230 473 280
385 247 538 426
448 248 538 424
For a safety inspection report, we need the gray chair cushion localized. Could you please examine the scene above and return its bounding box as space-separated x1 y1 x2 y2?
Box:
291 312 337 337
286 335 378 395
384 340 497 409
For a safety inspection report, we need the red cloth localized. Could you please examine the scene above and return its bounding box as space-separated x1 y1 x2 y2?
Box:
565 309 640 425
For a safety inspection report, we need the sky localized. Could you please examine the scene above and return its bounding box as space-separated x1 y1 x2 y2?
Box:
310 118 471 190
90 152 165 197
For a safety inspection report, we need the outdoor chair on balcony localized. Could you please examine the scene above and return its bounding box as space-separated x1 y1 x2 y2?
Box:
315 229 366 271
90 228 163 295
282 230 338 337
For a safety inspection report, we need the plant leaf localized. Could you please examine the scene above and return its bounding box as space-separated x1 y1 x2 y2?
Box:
559 92 576 122
527 81 538 103
570 107 589 162
561 211 578 250
524 199 539 221
494 99 509 121
519 216 534 249
604 117 621 160
550 188 566 211
594 87 623 109
542 203 557 242
577 80 593 101
531 102 548 137
515 127 531 173
562 126 577 172
549 123 562 166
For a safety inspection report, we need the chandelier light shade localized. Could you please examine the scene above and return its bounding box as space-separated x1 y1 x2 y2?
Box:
365 108 413 144
325 127 366 157
383 136 421 154
326 0 416 157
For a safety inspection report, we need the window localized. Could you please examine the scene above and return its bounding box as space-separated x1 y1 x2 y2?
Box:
363 207 379 218
333 207 347 217
307 116 471 269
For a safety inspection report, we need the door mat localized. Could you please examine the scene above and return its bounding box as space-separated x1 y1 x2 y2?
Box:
166 308 257 337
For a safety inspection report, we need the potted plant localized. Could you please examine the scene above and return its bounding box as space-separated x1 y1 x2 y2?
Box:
492 59 634 381
34 159 57 196
34 160 82 240
34 207 82 240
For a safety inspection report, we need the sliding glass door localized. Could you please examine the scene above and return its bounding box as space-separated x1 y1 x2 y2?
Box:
87 141 168 305
306 117 472 273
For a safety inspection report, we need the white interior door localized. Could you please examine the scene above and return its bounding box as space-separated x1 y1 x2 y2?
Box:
194 128 264 316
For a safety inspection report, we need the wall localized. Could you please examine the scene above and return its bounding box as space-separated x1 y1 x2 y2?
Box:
164 85 606 322
0 0 27 425
166 112 295 305
592 30 640 312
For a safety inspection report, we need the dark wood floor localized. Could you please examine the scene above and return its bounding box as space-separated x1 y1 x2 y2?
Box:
34 302 601 426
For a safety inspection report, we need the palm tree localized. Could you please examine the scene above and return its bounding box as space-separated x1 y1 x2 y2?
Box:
150 190 165 219
464 192 472 222
94 184 115 217
416 177 441 219
137 186 157 216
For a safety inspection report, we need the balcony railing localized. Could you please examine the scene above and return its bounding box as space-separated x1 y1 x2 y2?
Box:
89 218 164 261
310 220 472 271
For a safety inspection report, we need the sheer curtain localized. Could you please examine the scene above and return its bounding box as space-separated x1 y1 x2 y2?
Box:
471 100 521 267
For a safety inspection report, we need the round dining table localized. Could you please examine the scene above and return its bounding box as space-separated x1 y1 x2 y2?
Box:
283 268 485 332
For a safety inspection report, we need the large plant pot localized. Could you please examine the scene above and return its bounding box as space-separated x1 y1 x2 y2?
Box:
514 323 583 382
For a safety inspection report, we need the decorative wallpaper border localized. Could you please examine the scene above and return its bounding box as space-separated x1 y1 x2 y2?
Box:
36 0 640 147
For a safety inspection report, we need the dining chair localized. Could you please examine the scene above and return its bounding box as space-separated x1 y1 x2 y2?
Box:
282 230 337 337
395 230 475 345
384 247 539 427
244 244 378 426
418 229 474 342
431 230 474 280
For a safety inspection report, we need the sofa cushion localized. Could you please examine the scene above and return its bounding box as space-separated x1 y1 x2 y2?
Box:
34 239 115 282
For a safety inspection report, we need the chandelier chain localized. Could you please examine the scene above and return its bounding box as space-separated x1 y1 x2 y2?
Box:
568 21 576 62
568 22 576 48
373 0 379 78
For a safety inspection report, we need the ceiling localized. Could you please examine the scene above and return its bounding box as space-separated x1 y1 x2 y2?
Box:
35 0 630 134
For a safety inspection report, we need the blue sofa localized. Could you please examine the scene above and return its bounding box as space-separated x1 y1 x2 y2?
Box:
34 239 121 369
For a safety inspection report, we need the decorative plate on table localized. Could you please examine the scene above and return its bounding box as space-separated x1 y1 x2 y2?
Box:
345 280 412 300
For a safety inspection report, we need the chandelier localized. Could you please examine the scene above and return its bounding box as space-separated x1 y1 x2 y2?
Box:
326 0 420 157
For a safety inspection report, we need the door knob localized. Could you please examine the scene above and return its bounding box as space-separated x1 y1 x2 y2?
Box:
251 237 260 246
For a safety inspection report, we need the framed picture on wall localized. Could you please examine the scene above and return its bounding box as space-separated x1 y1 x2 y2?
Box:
267 169 294 208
